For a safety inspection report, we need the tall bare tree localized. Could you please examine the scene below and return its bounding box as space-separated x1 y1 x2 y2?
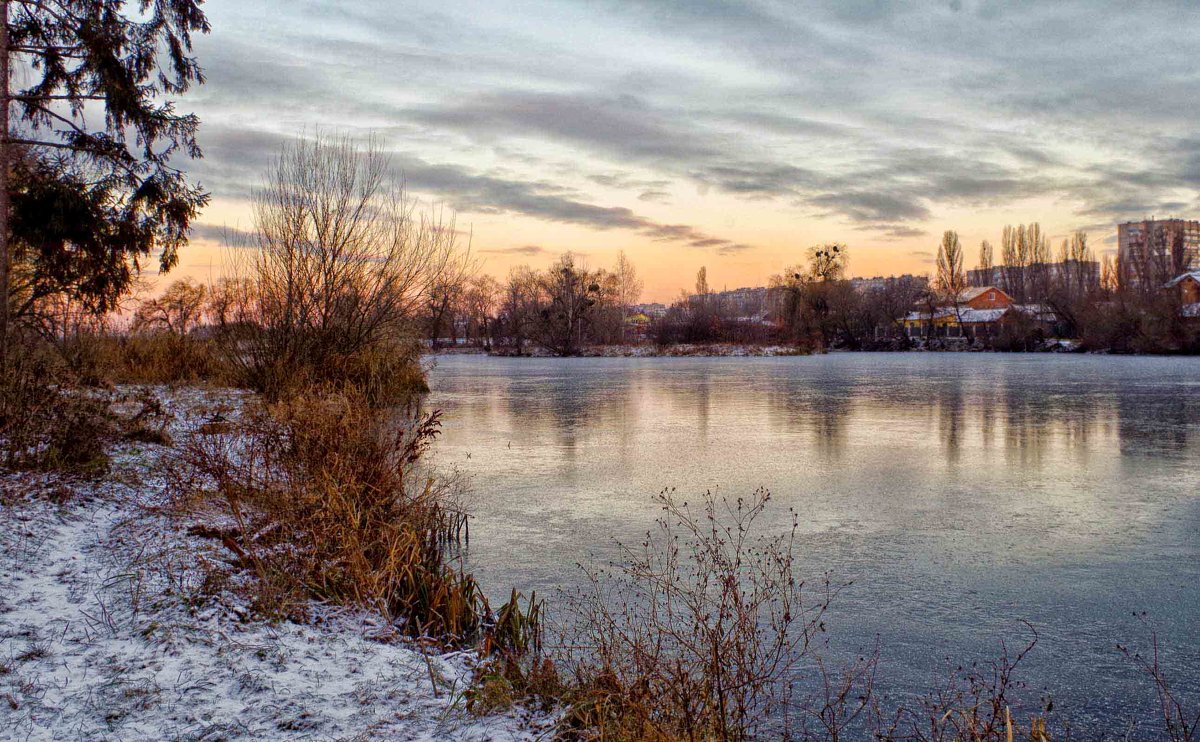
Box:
936 230 967 334
978 239 994 277
613 250 643 342
936 231 966 299
1025 222 1052 300
225 134 467 389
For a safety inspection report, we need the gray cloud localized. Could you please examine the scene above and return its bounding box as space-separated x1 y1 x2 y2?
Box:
390 154 748 253
588 172 672 191
638 189 671 203
190 222 257 246
408 92 721 165
480 245 548 255
180 0 1200 251
859 224 929 241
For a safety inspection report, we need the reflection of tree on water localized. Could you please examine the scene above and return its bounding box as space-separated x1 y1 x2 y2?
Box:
1116 387 1196 459
765 365 855 459
995 377 1116 470
498 363 660 466
936 375 966 463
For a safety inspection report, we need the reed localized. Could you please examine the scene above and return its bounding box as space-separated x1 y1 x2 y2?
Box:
169 385 536 647
57 329 233 387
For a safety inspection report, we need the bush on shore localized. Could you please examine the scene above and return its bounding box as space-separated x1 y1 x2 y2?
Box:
209 134 465 406
0 338 114 474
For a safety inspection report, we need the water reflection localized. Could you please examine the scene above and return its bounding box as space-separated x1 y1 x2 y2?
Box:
427 354 1200 736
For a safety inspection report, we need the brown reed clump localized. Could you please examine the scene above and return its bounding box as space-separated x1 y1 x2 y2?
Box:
170 385 495 642
56 330 233 387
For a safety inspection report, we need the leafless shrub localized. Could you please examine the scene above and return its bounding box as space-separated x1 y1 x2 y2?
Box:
0 338 113 473
215 133 469 403
801 646 880 742
556 487 839 741
1119 619 1198 742
872 623 1053 742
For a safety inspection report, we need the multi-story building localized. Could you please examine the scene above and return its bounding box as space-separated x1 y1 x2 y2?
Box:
850 274 929 294
1117 219 1200 287
632 302 668 320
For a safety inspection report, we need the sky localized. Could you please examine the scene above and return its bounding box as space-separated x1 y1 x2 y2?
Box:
176 0 1200 301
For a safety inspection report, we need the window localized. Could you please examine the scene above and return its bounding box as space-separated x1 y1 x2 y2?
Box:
988 292 995 302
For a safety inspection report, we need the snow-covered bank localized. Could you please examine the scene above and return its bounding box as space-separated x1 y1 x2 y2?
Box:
0 387 549 740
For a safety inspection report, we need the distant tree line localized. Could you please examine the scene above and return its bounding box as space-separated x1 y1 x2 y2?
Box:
420 251 643 356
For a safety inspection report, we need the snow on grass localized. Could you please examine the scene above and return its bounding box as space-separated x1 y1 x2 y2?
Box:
0 386 551 740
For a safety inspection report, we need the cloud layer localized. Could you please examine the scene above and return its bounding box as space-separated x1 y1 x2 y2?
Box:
184 0 1200 260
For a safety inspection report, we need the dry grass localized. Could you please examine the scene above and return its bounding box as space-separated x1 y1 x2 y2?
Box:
237 334 429 407
0 339 114 474
58 330 233 387
167 386 527 647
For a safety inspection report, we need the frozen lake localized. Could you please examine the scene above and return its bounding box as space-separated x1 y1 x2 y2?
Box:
427 353 1200 736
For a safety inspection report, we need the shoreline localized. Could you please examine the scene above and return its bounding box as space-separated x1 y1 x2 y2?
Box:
0 386 551 740
427 339 1087 358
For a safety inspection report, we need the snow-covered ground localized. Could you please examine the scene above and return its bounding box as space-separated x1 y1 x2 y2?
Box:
0 387 550 741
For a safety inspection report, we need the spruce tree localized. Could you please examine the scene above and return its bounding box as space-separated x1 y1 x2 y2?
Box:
1 0 210 348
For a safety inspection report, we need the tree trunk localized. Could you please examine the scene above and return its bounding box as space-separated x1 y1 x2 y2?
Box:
0 0 9 353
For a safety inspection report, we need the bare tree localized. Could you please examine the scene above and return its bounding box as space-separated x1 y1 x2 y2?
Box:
222 133 468 394
500 265 540 354
936 231 966 299
695 265 710 302
936 231 967 338
133 279 208 335
1025 223 1052 301
808 243 848 282
535 252 600 356
867 276 927 346
978 239 994 276
459 274 501 347
614 250 643 342
1000 225 1021 300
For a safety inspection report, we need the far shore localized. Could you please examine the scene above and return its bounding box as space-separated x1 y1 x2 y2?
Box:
426 339 1086 358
